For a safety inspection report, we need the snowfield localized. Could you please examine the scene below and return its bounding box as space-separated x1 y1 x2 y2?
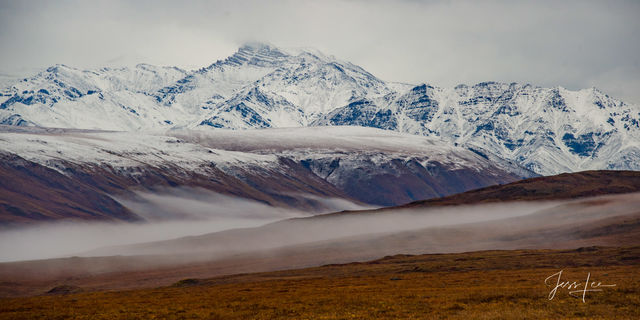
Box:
0 125 524 175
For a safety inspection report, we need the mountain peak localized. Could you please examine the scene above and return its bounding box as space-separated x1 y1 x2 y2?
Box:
45 64 73 73
238 41 282 52
213 42 290 68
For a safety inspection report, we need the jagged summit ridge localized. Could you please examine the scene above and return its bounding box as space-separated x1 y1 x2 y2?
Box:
0 42 638 175
213 42 291 68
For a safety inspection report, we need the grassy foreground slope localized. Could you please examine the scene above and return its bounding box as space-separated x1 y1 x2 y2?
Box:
1 246 638 319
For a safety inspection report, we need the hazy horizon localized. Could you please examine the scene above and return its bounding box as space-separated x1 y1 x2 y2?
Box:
1 0 639 104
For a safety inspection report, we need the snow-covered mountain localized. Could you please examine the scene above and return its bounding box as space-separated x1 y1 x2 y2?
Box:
332 82 640 175
1 43 638 175
0 43 396 130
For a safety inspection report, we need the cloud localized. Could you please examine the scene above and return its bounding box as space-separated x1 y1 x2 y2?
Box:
114 187 307 221
1 0 639 103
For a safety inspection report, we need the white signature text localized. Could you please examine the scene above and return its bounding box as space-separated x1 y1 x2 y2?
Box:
545 270 616 303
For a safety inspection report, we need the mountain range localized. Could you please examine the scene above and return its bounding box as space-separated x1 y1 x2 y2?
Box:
1 42 639 176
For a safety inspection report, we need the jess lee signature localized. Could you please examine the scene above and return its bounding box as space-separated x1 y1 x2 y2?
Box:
545 270 616 303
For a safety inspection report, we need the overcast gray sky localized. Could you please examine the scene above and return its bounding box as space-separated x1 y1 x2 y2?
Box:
1 0 639 103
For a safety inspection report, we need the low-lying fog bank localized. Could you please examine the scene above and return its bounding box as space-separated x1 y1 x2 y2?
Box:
4 192 637 263
88 192 640 258
0 189 372 262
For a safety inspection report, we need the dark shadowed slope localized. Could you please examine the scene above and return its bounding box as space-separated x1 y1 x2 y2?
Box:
0 154 140 225
395 170 640 209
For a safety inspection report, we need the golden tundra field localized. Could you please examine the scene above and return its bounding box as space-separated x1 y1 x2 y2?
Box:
0 246 638 319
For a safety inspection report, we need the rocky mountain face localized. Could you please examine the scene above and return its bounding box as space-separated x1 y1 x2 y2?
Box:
1 43 638 176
